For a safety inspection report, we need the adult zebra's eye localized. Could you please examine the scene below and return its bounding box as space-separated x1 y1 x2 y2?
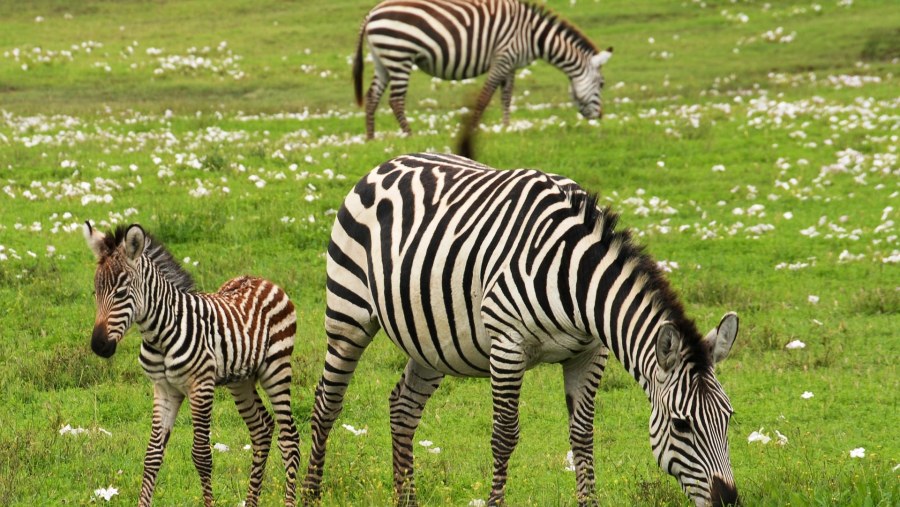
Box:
115 286 128 297
672 418 691 433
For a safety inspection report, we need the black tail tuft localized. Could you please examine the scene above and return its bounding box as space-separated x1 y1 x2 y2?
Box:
455 103 480 160
353 19 366 107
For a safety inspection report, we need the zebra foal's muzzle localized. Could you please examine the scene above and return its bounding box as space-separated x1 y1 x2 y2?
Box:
91 323 118 358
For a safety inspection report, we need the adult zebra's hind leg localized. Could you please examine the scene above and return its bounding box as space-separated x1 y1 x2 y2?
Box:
390 359 444 507
365 53 390 140
562 345 609 507
229 380 275 507
487 339 526 506
386 60 414 137
500 76 515 127
302 312 377 503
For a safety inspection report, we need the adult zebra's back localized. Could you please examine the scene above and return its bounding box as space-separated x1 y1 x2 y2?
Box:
303 153 741 507
353 0 613 139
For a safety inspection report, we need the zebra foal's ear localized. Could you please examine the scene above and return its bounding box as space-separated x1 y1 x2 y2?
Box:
655 321 682 379
591 46 613 67
83 221 107 259
706 312 739 364
123 224 148 263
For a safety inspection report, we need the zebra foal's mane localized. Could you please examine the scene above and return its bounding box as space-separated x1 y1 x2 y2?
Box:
566 191 711 368
100 225 196 293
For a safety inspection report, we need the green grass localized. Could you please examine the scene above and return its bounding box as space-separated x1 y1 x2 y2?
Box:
1 0 898 505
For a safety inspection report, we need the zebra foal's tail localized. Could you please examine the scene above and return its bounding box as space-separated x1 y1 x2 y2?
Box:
353 17 368 107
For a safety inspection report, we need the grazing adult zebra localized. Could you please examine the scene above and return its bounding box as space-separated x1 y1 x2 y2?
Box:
302 153 741 507
83 223 300 507
353 0 613 139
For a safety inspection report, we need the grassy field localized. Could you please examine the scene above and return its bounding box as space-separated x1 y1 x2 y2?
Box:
1 0 898 505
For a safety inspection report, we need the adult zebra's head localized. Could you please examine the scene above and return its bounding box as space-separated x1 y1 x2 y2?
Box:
569 47 613 120
651 312 740 506
83 222 149 358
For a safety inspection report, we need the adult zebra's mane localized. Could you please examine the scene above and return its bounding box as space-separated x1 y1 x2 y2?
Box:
105 225 196 293
527 2 598 54
567 192 711 368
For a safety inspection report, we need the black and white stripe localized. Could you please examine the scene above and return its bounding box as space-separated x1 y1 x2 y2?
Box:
84 223 300 507
353 0 613 139
302 153 739 507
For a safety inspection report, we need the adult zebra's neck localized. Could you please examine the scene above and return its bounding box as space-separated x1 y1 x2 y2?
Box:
552 202 701 395
527 4 597 77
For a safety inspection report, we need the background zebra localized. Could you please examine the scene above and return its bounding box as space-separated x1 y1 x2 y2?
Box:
303 153 740 507
353 0 613 139
84 223 300 507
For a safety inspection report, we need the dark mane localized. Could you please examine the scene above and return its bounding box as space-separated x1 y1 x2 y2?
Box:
107 225 196 293
528 2 598 54
567 192 710 369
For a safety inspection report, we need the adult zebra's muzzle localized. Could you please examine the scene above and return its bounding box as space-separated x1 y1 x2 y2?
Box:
709 475 739 506
91 324 118 358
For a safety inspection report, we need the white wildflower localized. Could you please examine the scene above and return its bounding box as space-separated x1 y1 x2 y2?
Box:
748 428 771 444
93 486 119 501
808 295 819 304
849 447 865 458
565 450 576 472
785 340 806 349
775 430 788 446
213 442 230 452
342 424 367 436
801 391 814 399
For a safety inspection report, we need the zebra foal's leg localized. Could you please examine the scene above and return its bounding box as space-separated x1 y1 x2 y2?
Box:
259 351 302 507
562 345 609 507
302 317 376 503
139 383 184 507
188 380 217 507
487 341 526 506
229 380 276 507
390 359 444 507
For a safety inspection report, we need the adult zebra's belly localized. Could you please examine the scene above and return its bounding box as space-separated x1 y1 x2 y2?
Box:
379 312 493 377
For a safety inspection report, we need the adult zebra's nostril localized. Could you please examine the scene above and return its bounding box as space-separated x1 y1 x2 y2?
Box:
91 324 117 358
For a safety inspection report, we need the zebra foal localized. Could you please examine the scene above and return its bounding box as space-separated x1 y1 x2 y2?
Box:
84 222 300 507
303 153 740 507
354 0 613 139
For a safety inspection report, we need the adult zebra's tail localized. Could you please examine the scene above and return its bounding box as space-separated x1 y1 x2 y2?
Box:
353 17 367 107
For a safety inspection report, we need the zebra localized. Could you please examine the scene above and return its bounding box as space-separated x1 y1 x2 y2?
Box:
302 153 740 507
83 222 300 507
353 0 613 139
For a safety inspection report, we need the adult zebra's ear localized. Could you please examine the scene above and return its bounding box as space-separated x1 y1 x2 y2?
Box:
706 312 739 365
655 321 682 381
83 221 107 259
591 46 614 67
124 224 148 263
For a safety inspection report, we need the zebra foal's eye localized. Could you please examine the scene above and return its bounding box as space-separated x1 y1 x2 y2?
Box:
672 418 691 433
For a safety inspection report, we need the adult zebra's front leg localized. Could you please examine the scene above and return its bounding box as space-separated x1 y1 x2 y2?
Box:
562 345 609 507
390 359 444 507
139 383 185 507
302 316 376 503
487 339 526 506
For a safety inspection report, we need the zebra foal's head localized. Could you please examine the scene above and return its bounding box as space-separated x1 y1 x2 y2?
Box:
651 312 740 506
83 222 149 358
570 46 613 119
